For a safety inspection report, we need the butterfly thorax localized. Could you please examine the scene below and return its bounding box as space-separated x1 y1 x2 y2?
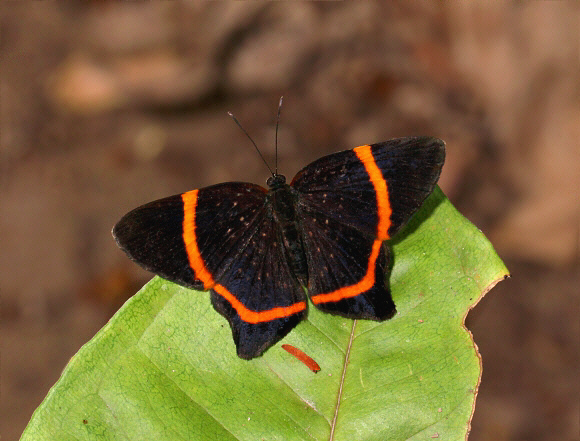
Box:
266 178 308 286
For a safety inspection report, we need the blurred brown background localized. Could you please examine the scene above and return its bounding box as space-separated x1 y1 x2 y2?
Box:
1 3 578 440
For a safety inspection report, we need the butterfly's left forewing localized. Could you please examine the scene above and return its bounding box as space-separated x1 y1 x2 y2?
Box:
113 195 203 289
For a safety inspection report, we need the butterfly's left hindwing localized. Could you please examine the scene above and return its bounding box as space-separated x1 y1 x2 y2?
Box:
194 185 308 358
113 182 308 360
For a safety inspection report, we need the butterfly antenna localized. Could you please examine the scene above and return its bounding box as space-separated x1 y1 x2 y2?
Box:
275 96 283 175
228 111 275 177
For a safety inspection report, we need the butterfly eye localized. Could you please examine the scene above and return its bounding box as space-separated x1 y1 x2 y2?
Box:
267 174 286 188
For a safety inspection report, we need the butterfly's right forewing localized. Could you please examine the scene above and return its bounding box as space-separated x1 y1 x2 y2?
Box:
369 137 445 237
291 136 445 320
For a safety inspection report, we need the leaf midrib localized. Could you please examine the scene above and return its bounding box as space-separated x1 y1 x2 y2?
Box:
329 319 357 441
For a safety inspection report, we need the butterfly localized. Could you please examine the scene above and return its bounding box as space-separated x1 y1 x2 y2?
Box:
113 135 445 359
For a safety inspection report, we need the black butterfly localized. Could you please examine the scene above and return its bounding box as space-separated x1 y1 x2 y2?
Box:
113 136 445 359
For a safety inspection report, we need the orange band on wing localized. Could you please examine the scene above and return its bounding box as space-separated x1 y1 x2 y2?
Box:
354 145 391 240
182 190 306 323
312 146 391 305
311 240 382 304
214 285 307 324
182 190 215 289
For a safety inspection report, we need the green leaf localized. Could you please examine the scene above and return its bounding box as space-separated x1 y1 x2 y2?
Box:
21 187 508 441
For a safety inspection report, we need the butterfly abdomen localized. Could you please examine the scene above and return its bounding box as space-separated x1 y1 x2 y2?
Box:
268 183 309 286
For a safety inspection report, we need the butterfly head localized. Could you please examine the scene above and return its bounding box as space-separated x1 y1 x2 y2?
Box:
267 174 287 189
